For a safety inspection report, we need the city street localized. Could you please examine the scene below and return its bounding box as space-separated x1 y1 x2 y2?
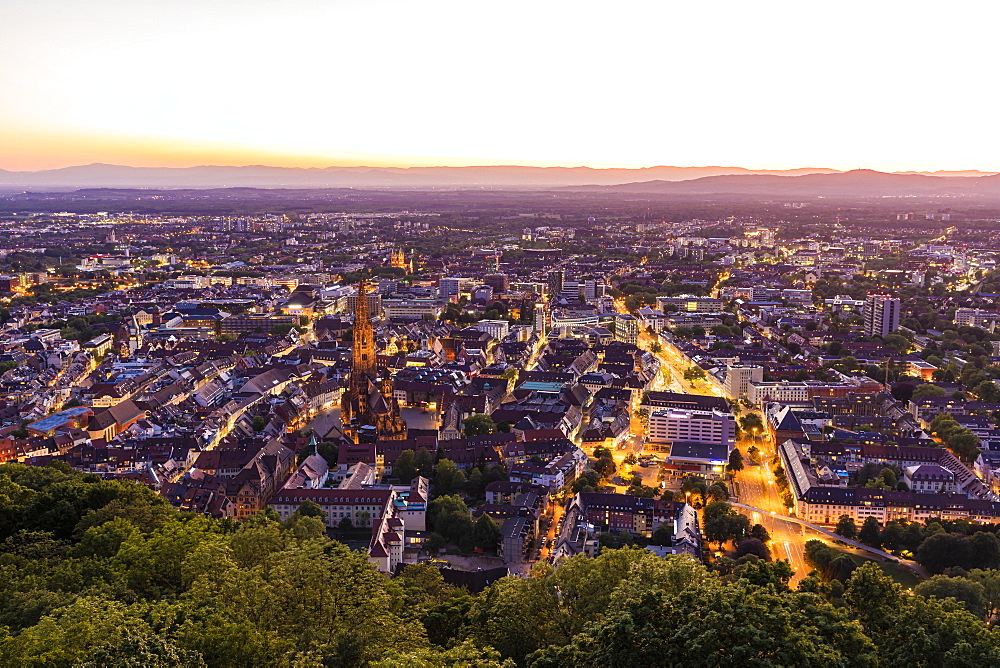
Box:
733 440 809 584
623 302 814 582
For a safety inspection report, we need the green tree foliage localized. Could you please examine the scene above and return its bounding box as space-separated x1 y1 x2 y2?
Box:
915 575 988 619
427 495 474 546
845 563 1000 665
530 557 874 667
973 380 1000 403
835 514 858 540
735 537 770 561
683 366 706 382
592 455 616 479
738 413 765 435
804 540 864 583
750 523 770 543
914 531 1000 574
911 383 948 400
727 448 744 472
394 449 417 483
858 517 882 547
414 447 434 479
432 459 467 498
463 414 496 436
929 413 983 461
472 514 501 552
707 481 730 502
6 463 1000 666
702 501 750 549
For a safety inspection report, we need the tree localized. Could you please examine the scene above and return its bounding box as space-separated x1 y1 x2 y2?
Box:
858 517 882 547
738 413 765 435
250 416 267 432
294 499 326 521
428 495 473 545
650 524 673 546
530 565 875 667
592 456 616 479
463 414 496 436
592 446 613 460
683 366 706 383
414 447 434 478
707 482 730 502
750 523 770 543
703 502 750 549
915 532 975 574
973 380 1000 403
969 531 1000 570
395 449 417 483
912 383 948 400
432 459 467 498
835 514 858 540
845 563 1000 665
727 448 744 472
915 575 988 619
472 514 500 552
950 431 983 461
623 453 637 466
735 537 770 560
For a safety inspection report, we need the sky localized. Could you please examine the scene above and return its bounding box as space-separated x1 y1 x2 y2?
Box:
2 0 999 172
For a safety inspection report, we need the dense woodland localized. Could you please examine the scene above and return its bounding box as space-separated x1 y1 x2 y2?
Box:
1 462 999 666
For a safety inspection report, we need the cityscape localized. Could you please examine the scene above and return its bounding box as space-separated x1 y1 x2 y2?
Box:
3 0 1000 665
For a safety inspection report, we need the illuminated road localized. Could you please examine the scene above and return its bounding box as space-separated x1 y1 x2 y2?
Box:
733 446 808 584
616 296 813 582
730 501 928 581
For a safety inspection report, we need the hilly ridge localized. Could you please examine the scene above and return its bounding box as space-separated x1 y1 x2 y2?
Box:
566 169 1000 198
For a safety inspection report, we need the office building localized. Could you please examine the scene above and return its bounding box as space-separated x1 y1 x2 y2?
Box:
724 364 763 401
547 270 564 298
864 294 900 338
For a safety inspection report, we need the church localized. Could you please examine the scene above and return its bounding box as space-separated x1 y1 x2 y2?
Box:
340 276 408 443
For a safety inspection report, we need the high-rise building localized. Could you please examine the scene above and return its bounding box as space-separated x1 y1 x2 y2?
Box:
475 319 510 341
341 277 407 443
483 273 509 294
647 408 736 450
559 280 582 301
864 294 901 338
614 314 639 345
547 270 564 298
724 364 763 401
438 276 473 300
533 302 550 333
583 279 605 301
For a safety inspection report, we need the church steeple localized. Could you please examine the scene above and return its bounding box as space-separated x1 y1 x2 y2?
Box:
352 277 376 382
340 275 407 443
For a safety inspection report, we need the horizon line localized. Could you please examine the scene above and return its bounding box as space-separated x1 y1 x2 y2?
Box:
3 161 999 175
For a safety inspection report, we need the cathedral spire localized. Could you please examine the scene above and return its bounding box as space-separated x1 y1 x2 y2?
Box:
352 276 376 381
341 274 407 443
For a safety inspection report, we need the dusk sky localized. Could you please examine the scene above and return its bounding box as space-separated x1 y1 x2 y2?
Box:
3 0 999 171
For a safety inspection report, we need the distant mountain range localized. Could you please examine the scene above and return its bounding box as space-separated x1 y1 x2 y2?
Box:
1 164 999 197
0 163 995 191
566 169 1000 198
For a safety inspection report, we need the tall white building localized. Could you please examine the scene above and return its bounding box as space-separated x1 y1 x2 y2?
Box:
475 319 510 340
864 294 901 338
438 277 474 300
724 364 763 400
647 408 736 450
614 314 639 345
